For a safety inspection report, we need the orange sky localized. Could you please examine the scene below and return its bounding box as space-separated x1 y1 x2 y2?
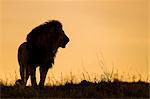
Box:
0 0 149 83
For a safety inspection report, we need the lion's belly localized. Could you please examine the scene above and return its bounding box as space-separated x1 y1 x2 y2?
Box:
27 46 52 68
28 47 45 64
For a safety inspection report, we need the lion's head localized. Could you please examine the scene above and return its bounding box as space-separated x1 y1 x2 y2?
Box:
27 20 69 49
26 20 69 65
47 20 69 49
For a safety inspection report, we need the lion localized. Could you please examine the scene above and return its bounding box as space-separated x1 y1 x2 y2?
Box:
16 20 69 88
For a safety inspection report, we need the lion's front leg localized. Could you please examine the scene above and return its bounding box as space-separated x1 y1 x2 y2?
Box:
30 66 37 88
39 66 49 88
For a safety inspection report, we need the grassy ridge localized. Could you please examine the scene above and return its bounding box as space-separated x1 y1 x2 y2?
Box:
1 80 149 98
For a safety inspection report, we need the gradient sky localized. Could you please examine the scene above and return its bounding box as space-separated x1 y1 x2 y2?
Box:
0 0 149 83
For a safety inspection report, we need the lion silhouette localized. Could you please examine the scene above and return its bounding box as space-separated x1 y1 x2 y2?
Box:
16 20 69 88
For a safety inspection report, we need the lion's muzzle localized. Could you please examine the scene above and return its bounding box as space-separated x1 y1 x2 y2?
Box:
61 34 69 48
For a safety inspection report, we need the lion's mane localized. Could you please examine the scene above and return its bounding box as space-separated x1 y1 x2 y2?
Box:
26 20 63 67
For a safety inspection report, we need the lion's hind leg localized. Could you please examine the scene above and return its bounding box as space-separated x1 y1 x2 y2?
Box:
20 64 30 86
18 42 30 87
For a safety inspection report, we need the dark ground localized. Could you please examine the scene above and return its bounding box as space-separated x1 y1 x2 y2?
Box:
0 80 149 98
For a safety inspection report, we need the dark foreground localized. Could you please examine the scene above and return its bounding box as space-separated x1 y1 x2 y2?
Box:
0 80 149 98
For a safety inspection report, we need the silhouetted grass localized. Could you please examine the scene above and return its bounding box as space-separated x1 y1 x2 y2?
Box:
0 64 149 98
0 78 149 98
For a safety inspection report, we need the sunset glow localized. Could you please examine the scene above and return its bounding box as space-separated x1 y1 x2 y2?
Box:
0 0 149 84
